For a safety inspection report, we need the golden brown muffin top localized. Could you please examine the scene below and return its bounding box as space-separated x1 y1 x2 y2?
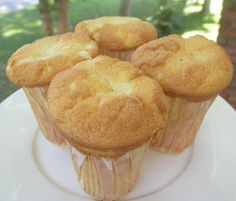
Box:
7 32 98 87
48 56 168 158
75 16 157 51
131 35 233 100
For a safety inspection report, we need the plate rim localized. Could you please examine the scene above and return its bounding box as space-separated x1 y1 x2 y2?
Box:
1 89 236 201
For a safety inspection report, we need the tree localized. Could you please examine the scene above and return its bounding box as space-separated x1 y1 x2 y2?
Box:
218 0 236 85
55 0 69 34
39 0 69 35
119 0 131 16
201 0 211 14
39 0 53 35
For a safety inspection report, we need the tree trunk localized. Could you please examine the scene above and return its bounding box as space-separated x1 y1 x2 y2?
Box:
201 0 211 14
119 0 131 16
218 0 236 84
39 0 53 36
55 0 69 34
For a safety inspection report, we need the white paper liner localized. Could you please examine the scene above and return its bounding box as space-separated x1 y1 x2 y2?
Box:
71 141 150 201
23 87 65 146
151 96 216 154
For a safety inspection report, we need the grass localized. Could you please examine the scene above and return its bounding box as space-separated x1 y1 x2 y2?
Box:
0 0 220 102
0 0 158 65
0 6 43 65
70 0 158 24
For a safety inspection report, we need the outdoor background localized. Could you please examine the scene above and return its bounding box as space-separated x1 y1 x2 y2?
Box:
0 0 235 108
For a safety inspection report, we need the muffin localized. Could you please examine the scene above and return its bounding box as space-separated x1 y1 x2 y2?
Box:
75 16 157 61
7 32 98 146
48 56 168 200
132 35 233 154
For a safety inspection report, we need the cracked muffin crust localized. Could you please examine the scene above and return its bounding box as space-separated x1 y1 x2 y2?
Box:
132 34 233 100
48 56 168 158
75 16 157 51
7 32 98 87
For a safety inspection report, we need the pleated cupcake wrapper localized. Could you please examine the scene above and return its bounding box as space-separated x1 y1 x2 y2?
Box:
99 48 134 62
71 140 151 201
23 87 66 146
151 96 216 154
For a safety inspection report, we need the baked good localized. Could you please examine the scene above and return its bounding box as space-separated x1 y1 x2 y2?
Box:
48 56 168 200
75 16 157 61
7 32 98 87
132 34 233 154
6 32 99 145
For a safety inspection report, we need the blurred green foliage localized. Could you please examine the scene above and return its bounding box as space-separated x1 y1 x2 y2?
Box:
145 0 187 36
0 0 158 65
146 5 181 36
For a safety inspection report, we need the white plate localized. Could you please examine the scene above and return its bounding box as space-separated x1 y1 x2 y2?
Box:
0 89 236 201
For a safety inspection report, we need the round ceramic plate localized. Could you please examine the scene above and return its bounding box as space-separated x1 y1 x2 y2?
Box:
0 89 236 201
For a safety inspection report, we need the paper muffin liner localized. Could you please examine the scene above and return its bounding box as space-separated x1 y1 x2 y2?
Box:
23 87 65 146
99 48 134 62
151 96 216 154
70 140 150 201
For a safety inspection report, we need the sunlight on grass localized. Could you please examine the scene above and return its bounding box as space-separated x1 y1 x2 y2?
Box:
182 22 220 41
184 4 202 13
2 19 42 38
35 20 42 26
210 0 223 16
184 0 223 16
203 23 219 31
3 29 26 37
182 0 223 41
182 29 219 41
